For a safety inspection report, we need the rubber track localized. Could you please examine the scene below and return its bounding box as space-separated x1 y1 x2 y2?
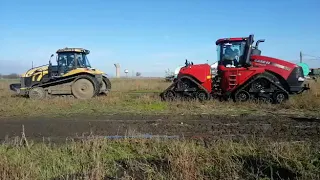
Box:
30 76 77 89
178 76 211 94
233 73 289 100
30 75 101 97
161 75 210 100
102 76 112 90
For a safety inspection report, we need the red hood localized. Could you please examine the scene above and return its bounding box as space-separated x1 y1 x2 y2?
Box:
251 55 298 79
251 55 298 69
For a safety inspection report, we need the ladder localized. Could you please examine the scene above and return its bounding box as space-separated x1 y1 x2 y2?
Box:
228 71 238 89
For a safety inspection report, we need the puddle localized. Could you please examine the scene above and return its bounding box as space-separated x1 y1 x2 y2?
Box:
75 134 180 141
104 134 179 139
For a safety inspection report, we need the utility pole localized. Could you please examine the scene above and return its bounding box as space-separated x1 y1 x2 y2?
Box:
300 51 303 63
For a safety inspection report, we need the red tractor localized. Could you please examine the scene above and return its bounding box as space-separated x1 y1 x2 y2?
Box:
160 34 310 103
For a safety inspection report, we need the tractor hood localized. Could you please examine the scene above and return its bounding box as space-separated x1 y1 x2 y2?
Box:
21 66 107 78
86 68 109 77
62 68 106 77
21 65 49 78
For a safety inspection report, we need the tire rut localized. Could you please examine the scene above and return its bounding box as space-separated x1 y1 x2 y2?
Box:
0 115 318 143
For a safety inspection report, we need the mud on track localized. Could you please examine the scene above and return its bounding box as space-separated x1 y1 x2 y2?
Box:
0 114 319 143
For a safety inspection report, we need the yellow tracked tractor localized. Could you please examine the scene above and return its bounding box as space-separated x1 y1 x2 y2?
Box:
9 47 111 99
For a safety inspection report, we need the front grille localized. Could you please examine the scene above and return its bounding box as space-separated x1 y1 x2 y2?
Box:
296 66 304 78
21 77 25 88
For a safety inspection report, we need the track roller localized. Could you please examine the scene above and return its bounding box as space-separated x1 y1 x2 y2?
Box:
29 87 46 100
196 90 210 102
234 90 250 102
161 90 177 101
256 95 273 104
272 90 289 104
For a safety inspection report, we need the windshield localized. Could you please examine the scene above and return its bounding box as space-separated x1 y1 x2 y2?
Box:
57 52 91 72
217 41 247 67
57 52 76 72
76 53 91 68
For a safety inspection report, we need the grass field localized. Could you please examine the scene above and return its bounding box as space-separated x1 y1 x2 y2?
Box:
0 78 319 119
1 137 320 180
0 78 320 180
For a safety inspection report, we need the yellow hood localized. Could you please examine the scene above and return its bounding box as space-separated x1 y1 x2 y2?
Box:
21 65 49 78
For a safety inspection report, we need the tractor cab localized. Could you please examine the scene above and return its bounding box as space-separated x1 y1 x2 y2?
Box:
216 35 258 69
215 34 265 69
49 48 92 77
214 35 267 93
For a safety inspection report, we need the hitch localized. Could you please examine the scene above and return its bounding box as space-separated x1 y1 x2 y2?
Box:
297 83 310 94
9 83 21 93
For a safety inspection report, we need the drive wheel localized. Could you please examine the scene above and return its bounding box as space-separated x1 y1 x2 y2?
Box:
29 87 46 100
72 78 95 99
272 91 288 104
234 90 250 102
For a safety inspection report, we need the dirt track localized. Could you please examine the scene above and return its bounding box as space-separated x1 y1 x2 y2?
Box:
0 114 319 143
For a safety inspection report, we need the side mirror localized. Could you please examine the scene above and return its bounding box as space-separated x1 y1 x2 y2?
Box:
255 39 265 49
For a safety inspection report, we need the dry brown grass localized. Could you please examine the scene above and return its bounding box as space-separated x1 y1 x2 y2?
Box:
0 78 319 119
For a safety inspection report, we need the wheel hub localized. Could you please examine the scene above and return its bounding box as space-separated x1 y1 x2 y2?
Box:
276 94 285 102
81 84 89 91
239 93 246 100
197 91 207 101
273 91 288 104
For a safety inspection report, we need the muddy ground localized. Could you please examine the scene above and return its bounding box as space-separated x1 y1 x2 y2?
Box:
0 114 319 143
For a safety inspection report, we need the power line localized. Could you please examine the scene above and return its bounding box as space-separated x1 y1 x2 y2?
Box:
302 58 320 61
299 51 320 63
302 53 320 59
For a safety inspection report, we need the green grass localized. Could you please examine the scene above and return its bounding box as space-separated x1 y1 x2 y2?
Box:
0 137 319 180
1 78 320 119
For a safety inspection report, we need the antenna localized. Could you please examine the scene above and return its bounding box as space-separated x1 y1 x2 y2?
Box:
32 61 33 68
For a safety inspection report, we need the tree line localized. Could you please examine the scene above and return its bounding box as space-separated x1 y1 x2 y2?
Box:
0 73 20 79
0 72 142 79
